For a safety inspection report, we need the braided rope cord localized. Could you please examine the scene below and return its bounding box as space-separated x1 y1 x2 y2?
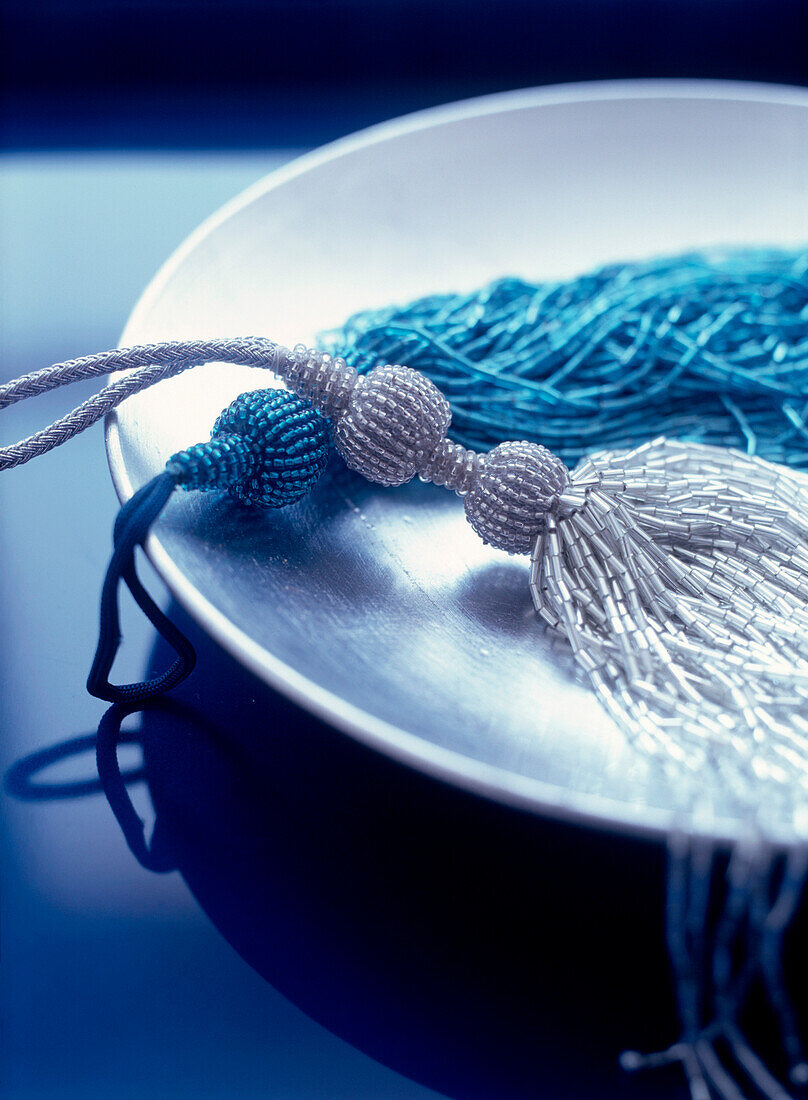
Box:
0 338 290 471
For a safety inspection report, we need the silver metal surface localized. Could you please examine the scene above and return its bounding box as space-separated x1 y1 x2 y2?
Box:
107 80 808 842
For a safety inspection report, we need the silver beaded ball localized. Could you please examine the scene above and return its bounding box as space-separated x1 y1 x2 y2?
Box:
334 364 451 487
464 441 569 554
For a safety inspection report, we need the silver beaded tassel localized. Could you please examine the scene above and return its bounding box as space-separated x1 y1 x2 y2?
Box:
281 345 808 788
7 336 808 790
532 439 808 788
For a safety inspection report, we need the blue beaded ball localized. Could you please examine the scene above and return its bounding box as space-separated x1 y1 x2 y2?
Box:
171 388 330 508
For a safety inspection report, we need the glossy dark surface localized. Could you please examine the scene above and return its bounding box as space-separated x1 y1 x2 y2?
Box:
0 153 716 1099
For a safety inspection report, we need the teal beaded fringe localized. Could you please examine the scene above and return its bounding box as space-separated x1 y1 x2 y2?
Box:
321 245 808 468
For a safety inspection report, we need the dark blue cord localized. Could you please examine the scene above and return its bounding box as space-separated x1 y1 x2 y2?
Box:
86 387 331 706
87 471 195 702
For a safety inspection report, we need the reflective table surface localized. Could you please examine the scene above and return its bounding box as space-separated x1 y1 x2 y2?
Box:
0 151 721 1099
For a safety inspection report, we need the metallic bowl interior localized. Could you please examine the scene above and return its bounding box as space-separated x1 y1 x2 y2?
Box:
107 80 808 843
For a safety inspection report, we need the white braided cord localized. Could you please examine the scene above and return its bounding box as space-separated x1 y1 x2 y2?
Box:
0 338 291 471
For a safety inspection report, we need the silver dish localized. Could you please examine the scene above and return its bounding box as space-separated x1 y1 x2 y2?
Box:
107 80 808 842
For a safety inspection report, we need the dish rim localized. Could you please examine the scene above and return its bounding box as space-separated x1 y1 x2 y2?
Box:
107 77 808 845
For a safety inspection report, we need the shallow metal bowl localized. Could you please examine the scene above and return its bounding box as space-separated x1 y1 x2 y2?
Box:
108 80 808 842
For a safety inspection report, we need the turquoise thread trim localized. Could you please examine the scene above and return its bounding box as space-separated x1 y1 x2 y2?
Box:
321 246 808 468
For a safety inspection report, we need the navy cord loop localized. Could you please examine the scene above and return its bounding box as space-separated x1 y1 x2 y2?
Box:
87 388 331 705
87 471 193 703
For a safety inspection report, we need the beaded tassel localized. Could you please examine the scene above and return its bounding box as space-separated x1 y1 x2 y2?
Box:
283 346 808 799
4 335 808 796
322 246 808 469
532 438 808 789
